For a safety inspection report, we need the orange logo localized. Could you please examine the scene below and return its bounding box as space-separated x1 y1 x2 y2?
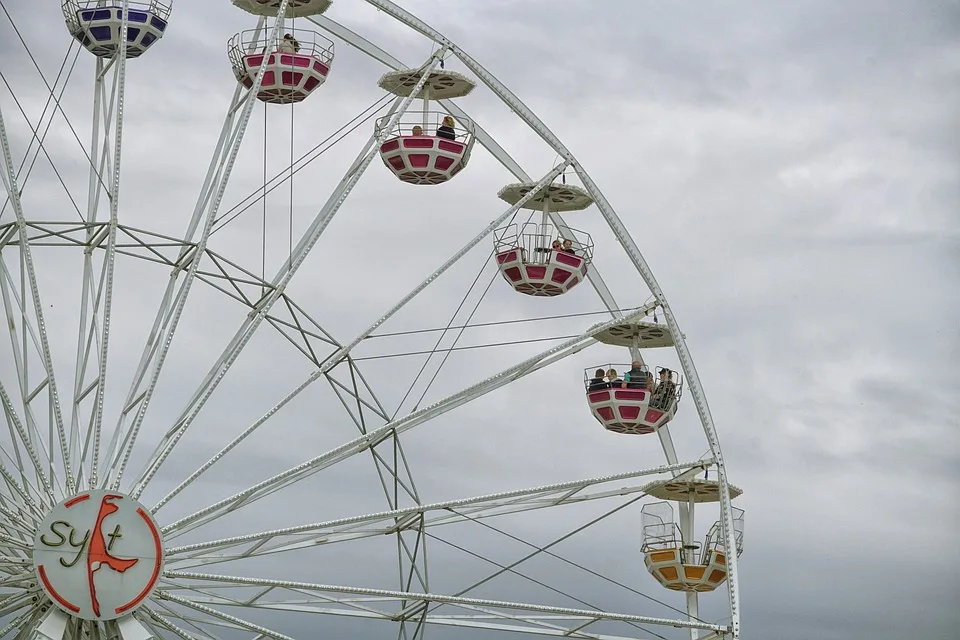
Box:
34 491 163 621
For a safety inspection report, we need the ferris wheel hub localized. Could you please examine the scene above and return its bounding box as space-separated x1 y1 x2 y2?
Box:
33 491 164 622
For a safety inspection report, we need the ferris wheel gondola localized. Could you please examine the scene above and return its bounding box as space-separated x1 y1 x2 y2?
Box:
494 182 594 296
376 69 477 184
61 0 171 58
228 27 335 104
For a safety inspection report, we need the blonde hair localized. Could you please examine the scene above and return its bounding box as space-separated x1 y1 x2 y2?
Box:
442 115 455 127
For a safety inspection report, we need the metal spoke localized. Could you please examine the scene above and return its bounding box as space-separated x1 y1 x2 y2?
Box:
58 2 132 495
163 460 707 567
162 572 728 635
0 102 71 497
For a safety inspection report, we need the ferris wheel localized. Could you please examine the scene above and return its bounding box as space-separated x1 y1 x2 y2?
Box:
0 1 745 639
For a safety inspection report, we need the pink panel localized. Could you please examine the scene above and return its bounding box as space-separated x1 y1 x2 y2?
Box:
618 405 641 420
504 267 523 282
596 407 615 421
550 268 571 284
381 139 400 153
615 389 646 401
525 266 547 280
644 409 664 423
555 252 583 267
283 54 310 67
388 156 406 171
588 390 611 403
246 54 264 67
242 77 253 89
408 154 430 168
496 250 518 265
261 71 275 86
434 156 454 171
403 138 435 149
313 61 326 73
281 71 304 86
437 140 465 154
567 277 579 288
304 76 320 91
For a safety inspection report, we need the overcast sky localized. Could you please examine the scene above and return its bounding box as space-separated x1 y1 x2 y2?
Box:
0 1 958 639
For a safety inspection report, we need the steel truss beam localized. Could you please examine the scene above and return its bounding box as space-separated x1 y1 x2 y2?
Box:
71 18 131 491
159 572 729 636
164 460 708 567
0 221 342 363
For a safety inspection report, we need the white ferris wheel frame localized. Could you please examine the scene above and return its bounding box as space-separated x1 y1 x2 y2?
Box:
0 0 741 639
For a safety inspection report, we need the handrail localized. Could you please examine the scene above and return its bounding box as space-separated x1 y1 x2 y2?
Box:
375 111 475 140
494 222 594 264
228 27 335 72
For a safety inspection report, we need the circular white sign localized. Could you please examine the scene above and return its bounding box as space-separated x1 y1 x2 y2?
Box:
33 490 164 621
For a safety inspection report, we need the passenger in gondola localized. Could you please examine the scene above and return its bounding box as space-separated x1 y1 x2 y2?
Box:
622 361 648 390
605 368 622 388
412 125 424 136
436 115 457 140
560 238 577 255
587 368 606 392
279 33 300 53
652 368 677 409
539 239 561 264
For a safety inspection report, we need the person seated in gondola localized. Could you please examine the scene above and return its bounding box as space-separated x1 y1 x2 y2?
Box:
279 33 300 53
604 368 622 389
587 368 606 392
651 368 677 409
560 238 577 255
622 361 649 390
536 239 561 264
436 115 457 140
412 125 424 136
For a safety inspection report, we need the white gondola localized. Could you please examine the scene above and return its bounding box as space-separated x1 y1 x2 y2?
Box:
494 182 594 296
376 113 475 185
640 491 745 593
62 0 171 58
584 363 681 434
376 69 476 185
228 28 334 104
494 223 593 297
